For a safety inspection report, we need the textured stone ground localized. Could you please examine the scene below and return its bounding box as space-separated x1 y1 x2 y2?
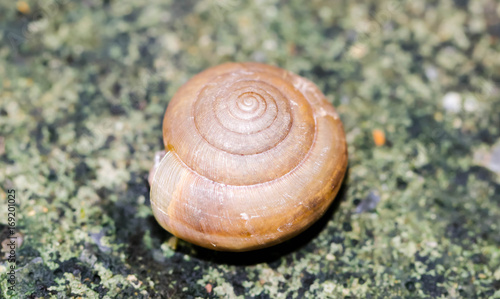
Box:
1 0 500 298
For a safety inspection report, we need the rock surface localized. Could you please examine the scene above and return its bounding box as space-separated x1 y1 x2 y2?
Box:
0 0 499 298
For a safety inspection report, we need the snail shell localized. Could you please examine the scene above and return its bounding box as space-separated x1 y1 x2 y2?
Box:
150 62 347 251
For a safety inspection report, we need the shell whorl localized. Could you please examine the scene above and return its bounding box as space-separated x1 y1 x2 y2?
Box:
150 62 347 251
164 63 316 186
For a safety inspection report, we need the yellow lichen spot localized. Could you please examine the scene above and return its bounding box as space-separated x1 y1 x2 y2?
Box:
27 210 36 217
349 43 368 59
342 288 350 296
17 1 30 14
238 15 251 30
42 206 48 213
127 274 143 288
434 111 443 122
168 236 178 250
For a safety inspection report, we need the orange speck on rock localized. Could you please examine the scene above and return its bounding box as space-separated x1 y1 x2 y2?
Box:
372 129 386 146
205 283 212 293
17 1 30 14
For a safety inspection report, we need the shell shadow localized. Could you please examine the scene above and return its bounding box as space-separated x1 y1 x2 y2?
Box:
178 166 350 265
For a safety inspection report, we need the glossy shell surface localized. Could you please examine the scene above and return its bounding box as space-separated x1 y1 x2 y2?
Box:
150 62 347 251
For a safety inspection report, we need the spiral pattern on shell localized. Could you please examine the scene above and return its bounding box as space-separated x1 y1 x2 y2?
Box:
150 62 347 251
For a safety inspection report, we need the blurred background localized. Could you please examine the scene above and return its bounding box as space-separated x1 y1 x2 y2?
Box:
0 0 499 298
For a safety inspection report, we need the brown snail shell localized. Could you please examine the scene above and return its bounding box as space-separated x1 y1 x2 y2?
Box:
150 62 347 251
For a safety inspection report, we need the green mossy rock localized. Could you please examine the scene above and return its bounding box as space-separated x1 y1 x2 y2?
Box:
0 0 499 298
